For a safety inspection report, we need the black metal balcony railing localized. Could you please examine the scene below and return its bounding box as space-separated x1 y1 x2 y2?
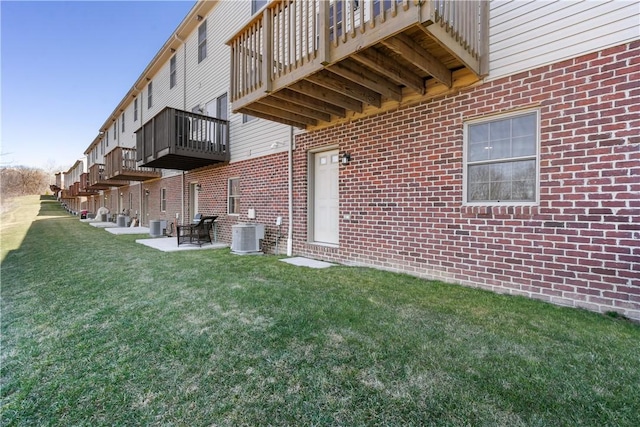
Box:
136 107 230 171
228 0 488 129
105 147 162 181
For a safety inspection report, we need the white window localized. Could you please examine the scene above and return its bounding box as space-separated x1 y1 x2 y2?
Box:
160 188 167 212
242 114 257 124
251 0 268 15
113 122 117 141
134 98 138 121
121 112 125 132
170 55 177 88
147 81 153 109
198 20 207 63
464 110 539 204
228 178 240 214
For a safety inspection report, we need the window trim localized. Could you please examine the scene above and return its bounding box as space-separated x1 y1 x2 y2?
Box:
242 114 257 124
121 112 125 132
160 188 167 212
462 109 540 206
251 0 268 15
198 20 207 63
134 98 138 121
147 81 153 109
169 55 177 89
228 178 240 215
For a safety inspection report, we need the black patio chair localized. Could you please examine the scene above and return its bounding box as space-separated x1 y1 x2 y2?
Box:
177 216 217 247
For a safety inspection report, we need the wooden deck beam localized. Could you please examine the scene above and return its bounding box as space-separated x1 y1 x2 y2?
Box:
289 80 363 113
306 70 382 108
352 49 425 95
328 59 403 102
382 33 452 88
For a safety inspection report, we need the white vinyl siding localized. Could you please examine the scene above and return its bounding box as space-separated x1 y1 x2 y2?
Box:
182 1 292 164
489 0 640 80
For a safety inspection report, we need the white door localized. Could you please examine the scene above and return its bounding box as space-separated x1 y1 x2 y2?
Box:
189 182 199 221
313 150 339 244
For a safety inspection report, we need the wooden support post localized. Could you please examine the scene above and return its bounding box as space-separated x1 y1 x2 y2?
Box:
262 8 273 93
318 0 330 65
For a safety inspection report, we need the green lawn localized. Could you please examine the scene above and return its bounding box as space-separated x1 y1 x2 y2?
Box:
2 196 639 426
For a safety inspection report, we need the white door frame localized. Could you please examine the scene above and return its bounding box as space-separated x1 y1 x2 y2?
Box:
308 146 340 245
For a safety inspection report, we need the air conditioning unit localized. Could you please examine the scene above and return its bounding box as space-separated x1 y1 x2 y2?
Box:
231 223 264 254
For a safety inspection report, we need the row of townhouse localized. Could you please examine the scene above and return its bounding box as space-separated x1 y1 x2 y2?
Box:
56 0 640 320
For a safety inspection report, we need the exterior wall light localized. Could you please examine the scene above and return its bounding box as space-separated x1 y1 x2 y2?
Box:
196 184 202 191
341 152 351 165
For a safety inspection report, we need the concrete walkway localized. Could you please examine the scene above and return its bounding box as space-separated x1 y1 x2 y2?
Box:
136 236 228 252
280 257 336 269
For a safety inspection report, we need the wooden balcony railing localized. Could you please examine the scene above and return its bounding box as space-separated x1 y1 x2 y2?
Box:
136 107 229 171
228 0 488 128
105 147 161 181
70 183 79 197
77 172 99 196
88 163 127 189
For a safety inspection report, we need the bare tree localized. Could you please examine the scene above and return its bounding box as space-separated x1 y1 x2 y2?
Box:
0 166 50 200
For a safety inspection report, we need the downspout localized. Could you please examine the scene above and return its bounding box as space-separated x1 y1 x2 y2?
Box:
287 126 294 256
175 33 187 224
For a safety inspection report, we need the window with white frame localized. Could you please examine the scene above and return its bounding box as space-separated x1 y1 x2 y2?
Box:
147 81 153 109
228 178 240 214
464 110 539 204
170 55 177 88
134 98 138 121
242 114 257 124
113 122 117 141
121 112 125 132
160 188 167 212
251 0 268 15
198 20 207 63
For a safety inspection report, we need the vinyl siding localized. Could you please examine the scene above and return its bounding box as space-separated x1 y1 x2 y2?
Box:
489 0 640 80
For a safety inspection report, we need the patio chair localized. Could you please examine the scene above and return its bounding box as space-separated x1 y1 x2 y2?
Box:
177 216 217 247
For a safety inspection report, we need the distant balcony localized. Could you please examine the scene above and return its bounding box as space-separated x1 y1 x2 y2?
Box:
136 107 230 171
88 163 127 189
77 173 99 196
105 147 162 181
69 183 78 197
229 0 488 128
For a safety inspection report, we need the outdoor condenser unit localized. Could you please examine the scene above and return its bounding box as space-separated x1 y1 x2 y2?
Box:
231 223 265 254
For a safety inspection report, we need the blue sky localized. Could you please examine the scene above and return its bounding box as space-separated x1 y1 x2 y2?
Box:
1 0 196 170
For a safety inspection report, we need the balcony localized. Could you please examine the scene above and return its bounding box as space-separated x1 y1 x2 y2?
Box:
77 173 99 196
229 0 488 129
88 163 127 189
105 147 162 181
136 107 230 171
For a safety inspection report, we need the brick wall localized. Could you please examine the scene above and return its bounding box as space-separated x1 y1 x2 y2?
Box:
292 41 639 320
185 155 290 253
